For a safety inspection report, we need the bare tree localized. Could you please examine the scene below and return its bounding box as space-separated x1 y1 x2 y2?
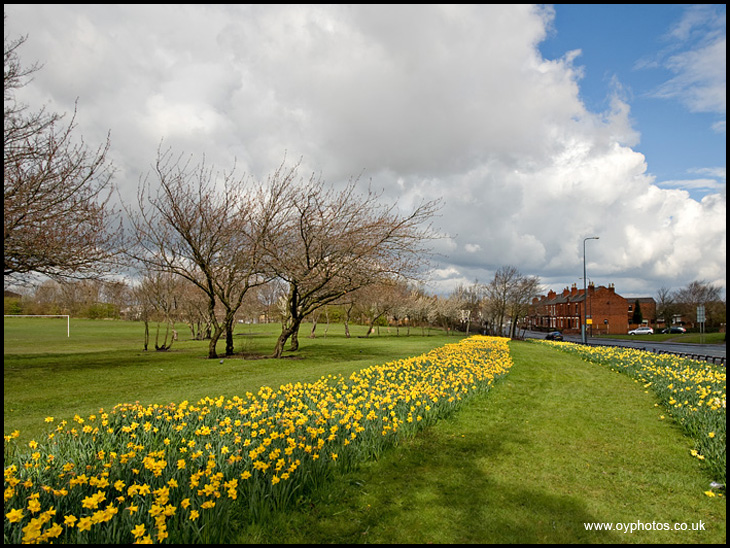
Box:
483 266 540 337
177 277 214 340
339 292 358 338
355 279 409 337
253 279 287 325
655 286 677 325
134 271 181 351
128 148 295 358
451 281 484 335
673 280 724 328
506 274 541 338
484 266 519 335
264 176 439 358
4 22 120 283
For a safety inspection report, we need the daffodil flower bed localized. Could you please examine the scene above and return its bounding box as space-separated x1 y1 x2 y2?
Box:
534 340 726 486
4 336 512 544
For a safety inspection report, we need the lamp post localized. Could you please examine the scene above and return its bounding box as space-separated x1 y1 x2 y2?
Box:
582 236 599 344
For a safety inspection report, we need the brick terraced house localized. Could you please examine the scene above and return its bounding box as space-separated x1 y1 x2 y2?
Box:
529 283 656 336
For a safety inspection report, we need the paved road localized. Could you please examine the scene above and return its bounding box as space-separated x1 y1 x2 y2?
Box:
522 330 726 362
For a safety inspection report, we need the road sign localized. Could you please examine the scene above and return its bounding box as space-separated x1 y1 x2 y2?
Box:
697 305 706 323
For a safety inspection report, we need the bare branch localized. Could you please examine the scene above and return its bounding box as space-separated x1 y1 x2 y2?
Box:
4 21 120 283
265 172 440 357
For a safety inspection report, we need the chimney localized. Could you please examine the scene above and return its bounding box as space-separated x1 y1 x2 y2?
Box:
570 283 578 296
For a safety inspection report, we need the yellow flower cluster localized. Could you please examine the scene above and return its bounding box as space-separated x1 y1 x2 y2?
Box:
4 336 512 544
537 340 726 485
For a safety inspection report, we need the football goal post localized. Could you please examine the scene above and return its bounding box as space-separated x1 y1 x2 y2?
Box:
3 315 70 337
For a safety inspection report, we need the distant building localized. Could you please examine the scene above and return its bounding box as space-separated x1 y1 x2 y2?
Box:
529 283 656 336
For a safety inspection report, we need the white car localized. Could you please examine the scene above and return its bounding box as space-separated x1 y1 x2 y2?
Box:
628 326 653 335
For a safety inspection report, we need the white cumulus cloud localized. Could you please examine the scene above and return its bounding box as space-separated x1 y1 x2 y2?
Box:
5 4 725 297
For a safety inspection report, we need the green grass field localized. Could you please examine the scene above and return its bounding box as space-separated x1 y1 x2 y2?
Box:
3 318 726 543
3 317 464 441
596 332 725 344
239 342 725 543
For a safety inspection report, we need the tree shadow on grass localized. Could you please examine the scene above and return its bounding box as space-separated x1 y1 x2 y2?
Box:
344 428 622 544
284 425 621 544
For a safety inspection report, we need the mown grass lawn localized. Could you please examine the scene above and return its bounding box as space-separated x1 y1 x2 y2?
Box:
3 318 465 442
598 332 725 345
234 342 725 544
4 319 725 543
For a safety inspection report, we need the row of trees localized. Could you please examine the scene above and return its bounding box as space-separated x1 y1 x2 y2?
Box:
9 268 725 348
6 264 543 342
128 150 438 358
655 281 726 330
4 279 127 319
448 266 541 338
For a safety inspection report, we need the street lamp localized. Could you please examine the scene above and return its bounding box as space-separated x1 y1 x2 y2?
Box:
582 236 599 344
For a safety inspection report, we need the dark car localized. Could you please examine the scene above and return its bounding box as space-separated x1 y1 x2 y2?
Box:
545 331 564 341
661 326 687 334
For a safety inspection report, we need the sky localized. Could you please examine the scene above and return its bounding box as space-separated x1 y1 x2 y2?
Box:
4 4 726 299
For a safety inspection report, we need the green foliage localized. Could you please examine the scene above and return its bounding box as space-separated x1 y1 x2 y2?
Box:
4 296 23 315
84 302 119 319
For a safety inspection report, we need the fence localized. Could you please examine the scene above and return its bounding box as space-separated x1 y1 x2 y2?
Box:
650 348 725 367
583 341 726 367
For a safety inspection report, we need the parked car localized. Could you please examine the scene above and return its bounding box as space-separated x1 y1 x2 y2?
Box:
628 326 654 335
545 331 564 341
661 326 686 334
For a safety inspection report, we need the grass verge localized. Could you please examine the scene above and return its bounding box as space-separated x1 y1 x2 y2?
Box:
597 332 725 345
234 341 725 543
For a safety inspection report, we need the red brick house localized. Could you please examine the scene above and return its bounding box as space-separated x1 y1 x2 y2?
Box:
529 283 656 336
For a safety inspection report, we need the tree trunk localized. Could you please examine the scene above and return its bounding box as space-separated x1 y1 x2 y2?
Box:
208 324 223 359
309 313 318 338
344 304 353 338
274 284 303 355
272 319 301 358
155 320 174 351
224 315 235 356
365 319 376 337
289 324 300 351
206 294 221 359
